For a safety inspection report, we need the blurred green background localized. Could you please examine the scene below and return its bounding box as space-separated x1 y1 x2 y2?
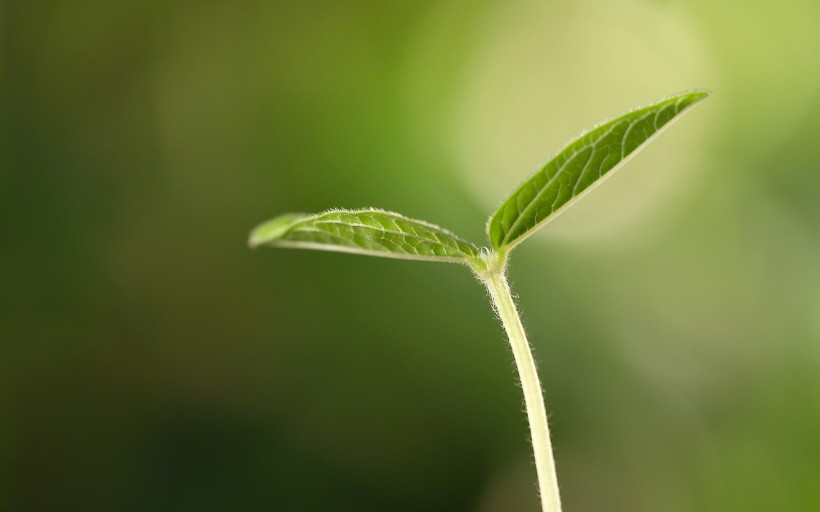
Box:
2 0 819 511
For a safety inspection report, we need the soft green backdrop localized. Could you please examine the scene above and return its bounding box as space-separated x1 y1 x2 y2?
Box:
2 1 818 511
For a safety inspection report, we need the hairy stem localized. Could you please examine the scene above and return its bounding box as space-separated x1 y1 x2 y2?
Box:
477 257 562 512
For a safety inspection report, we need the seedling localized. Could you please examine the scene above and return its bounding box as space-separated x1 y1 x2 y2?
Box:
250 91 709 512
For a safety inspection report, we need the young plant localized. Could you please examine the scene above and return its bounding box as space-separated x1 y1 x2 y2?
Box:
250 91 709 512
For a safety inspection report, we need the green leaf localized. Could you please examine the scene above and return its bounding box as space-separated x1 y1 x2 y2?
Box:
249 208 480 264
487 90 709 250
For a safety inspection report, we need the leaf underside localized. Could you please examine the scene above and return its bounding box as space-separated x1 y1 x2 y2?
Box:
487 90 709 250
249 209 479 264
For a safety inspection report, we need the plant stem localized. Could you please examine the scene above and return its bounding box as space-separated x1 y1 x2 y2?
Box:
478 257 562 512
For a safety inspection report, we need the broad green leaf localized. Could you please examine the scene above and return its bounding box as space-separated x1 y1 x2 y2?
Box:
487 90 709 250
249 208 479 264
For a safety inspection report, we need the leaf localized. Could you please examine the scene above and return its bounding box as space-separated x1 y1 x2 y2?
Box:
249 208 480 264
487 90 709 250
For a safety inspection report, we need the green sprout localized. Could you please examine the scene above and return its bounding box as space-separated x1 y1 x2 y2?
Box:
250 91 709 512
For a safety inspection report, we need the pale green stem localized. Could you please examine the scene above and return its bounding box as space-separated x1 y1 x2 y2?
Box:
475 254 562 512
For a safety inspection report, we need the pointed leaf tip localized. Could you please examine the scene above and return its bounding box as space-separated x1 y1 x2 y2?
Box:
249 213 310 248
